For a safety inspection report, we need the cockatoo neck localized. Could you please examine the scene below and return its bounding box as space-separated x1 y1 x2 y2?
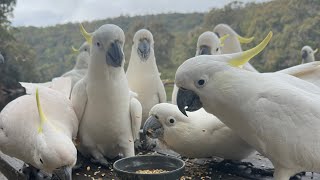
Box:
74 52 89 70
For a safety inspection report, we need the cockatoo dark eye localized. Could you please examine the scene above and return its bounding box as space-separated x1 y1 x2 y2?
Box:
198 79 205 86
155 115 159 119
216 48 219 52
169 119 175 124
84 48 87 51
40 158 43 164
96 42 101 47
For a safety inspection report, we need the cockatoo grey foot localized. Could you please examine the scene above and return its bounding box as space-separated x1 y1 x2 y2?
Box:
90 157 110 167
22 164 50 180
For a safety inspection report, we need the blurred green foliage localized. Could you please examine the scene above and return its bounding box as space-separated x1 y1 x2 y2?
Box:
5 0 320 92
0 0 37 83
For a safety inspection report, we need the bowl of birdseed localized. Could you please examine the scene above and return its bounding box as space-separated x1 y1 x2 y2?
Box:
113 155 185 180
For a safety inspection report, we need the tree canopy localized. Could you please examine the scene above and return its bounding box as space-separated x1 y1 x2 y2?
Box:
6 0 320 83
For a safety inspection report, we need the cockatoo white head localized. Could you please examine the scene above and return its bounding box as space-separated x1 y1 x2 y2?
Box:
143 103 187 141
80 24 125 68
301 45 318 64
196 31 229 56
213 24 254 54
174 32 272 116
72 42 90 70
133 29 154 61
34 89 76 180
213 24 254 44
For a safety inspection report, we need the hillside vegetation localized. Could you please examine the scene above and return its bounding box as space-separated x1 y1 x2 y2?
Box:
9 0 320 83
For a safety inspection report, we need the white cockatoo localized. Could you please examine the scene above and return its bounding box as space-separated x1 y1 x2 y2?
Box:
171 31 228 104
126 29 166 125
0 87 78 180
71 24 142 166
301 46 317 64
143 103 254 160
175 32 320 180
62 42 90 91
213 24 258 72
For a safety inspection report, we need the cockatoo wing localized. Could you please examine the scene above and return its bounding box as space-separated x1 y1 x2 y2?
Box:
277 61 320 87
50 77 72 98
130 97 142 141
157 80 167 103
71 79 87 122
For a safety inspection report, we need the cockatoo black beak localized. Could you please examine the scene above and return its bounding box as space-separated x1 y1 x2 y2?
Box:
106 40 123 67
52 166 72 180
177 88 203 117
302 50 308 59
143 115 164 138
137 38 150 61
199 45 211 55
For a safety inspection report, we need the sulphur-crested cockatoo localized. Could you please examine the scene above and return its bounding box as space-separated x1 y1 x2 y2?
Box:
126 29 166 125
175 31 320 180
71 24 142 166
0 87 78 180
171 31 228 104
143 103 254 160
301 46 317 64
62 42 90 91
213 24 257 72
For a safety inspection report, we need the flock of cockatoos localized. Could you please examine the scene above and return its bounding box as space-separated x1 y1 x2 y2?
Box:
0 22 319 180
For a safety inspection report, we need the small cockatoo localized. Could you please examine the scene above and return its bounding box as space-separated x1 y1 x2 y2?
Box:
301 46 317 64
0 87 78 180
143 103 254 160
175 31 320 180
71 24 142 166
126 29 166 125
171 32 228 104
62 42 90 91
213 24 257 72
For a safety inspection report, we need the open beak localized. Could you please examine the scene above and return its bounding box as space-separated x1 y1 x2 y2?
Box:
52 166 72 180
137 39 151 60
176 88 203 117
143 116 164 139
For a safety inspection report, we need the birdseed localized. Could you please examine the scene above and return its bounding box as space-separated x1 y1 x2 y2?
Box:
136 169 168 174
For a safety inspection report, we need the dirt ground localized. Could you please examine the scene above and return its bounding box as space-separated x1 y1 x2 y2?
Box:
0 146 318 180
72 146 320 180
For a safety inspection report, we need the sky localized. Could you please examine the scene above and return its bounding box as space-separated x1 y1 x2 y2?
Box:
11 0 269 27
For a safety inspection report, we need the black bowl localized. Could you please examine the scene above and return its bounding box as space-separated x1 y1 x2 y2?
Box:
113 155 185 180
